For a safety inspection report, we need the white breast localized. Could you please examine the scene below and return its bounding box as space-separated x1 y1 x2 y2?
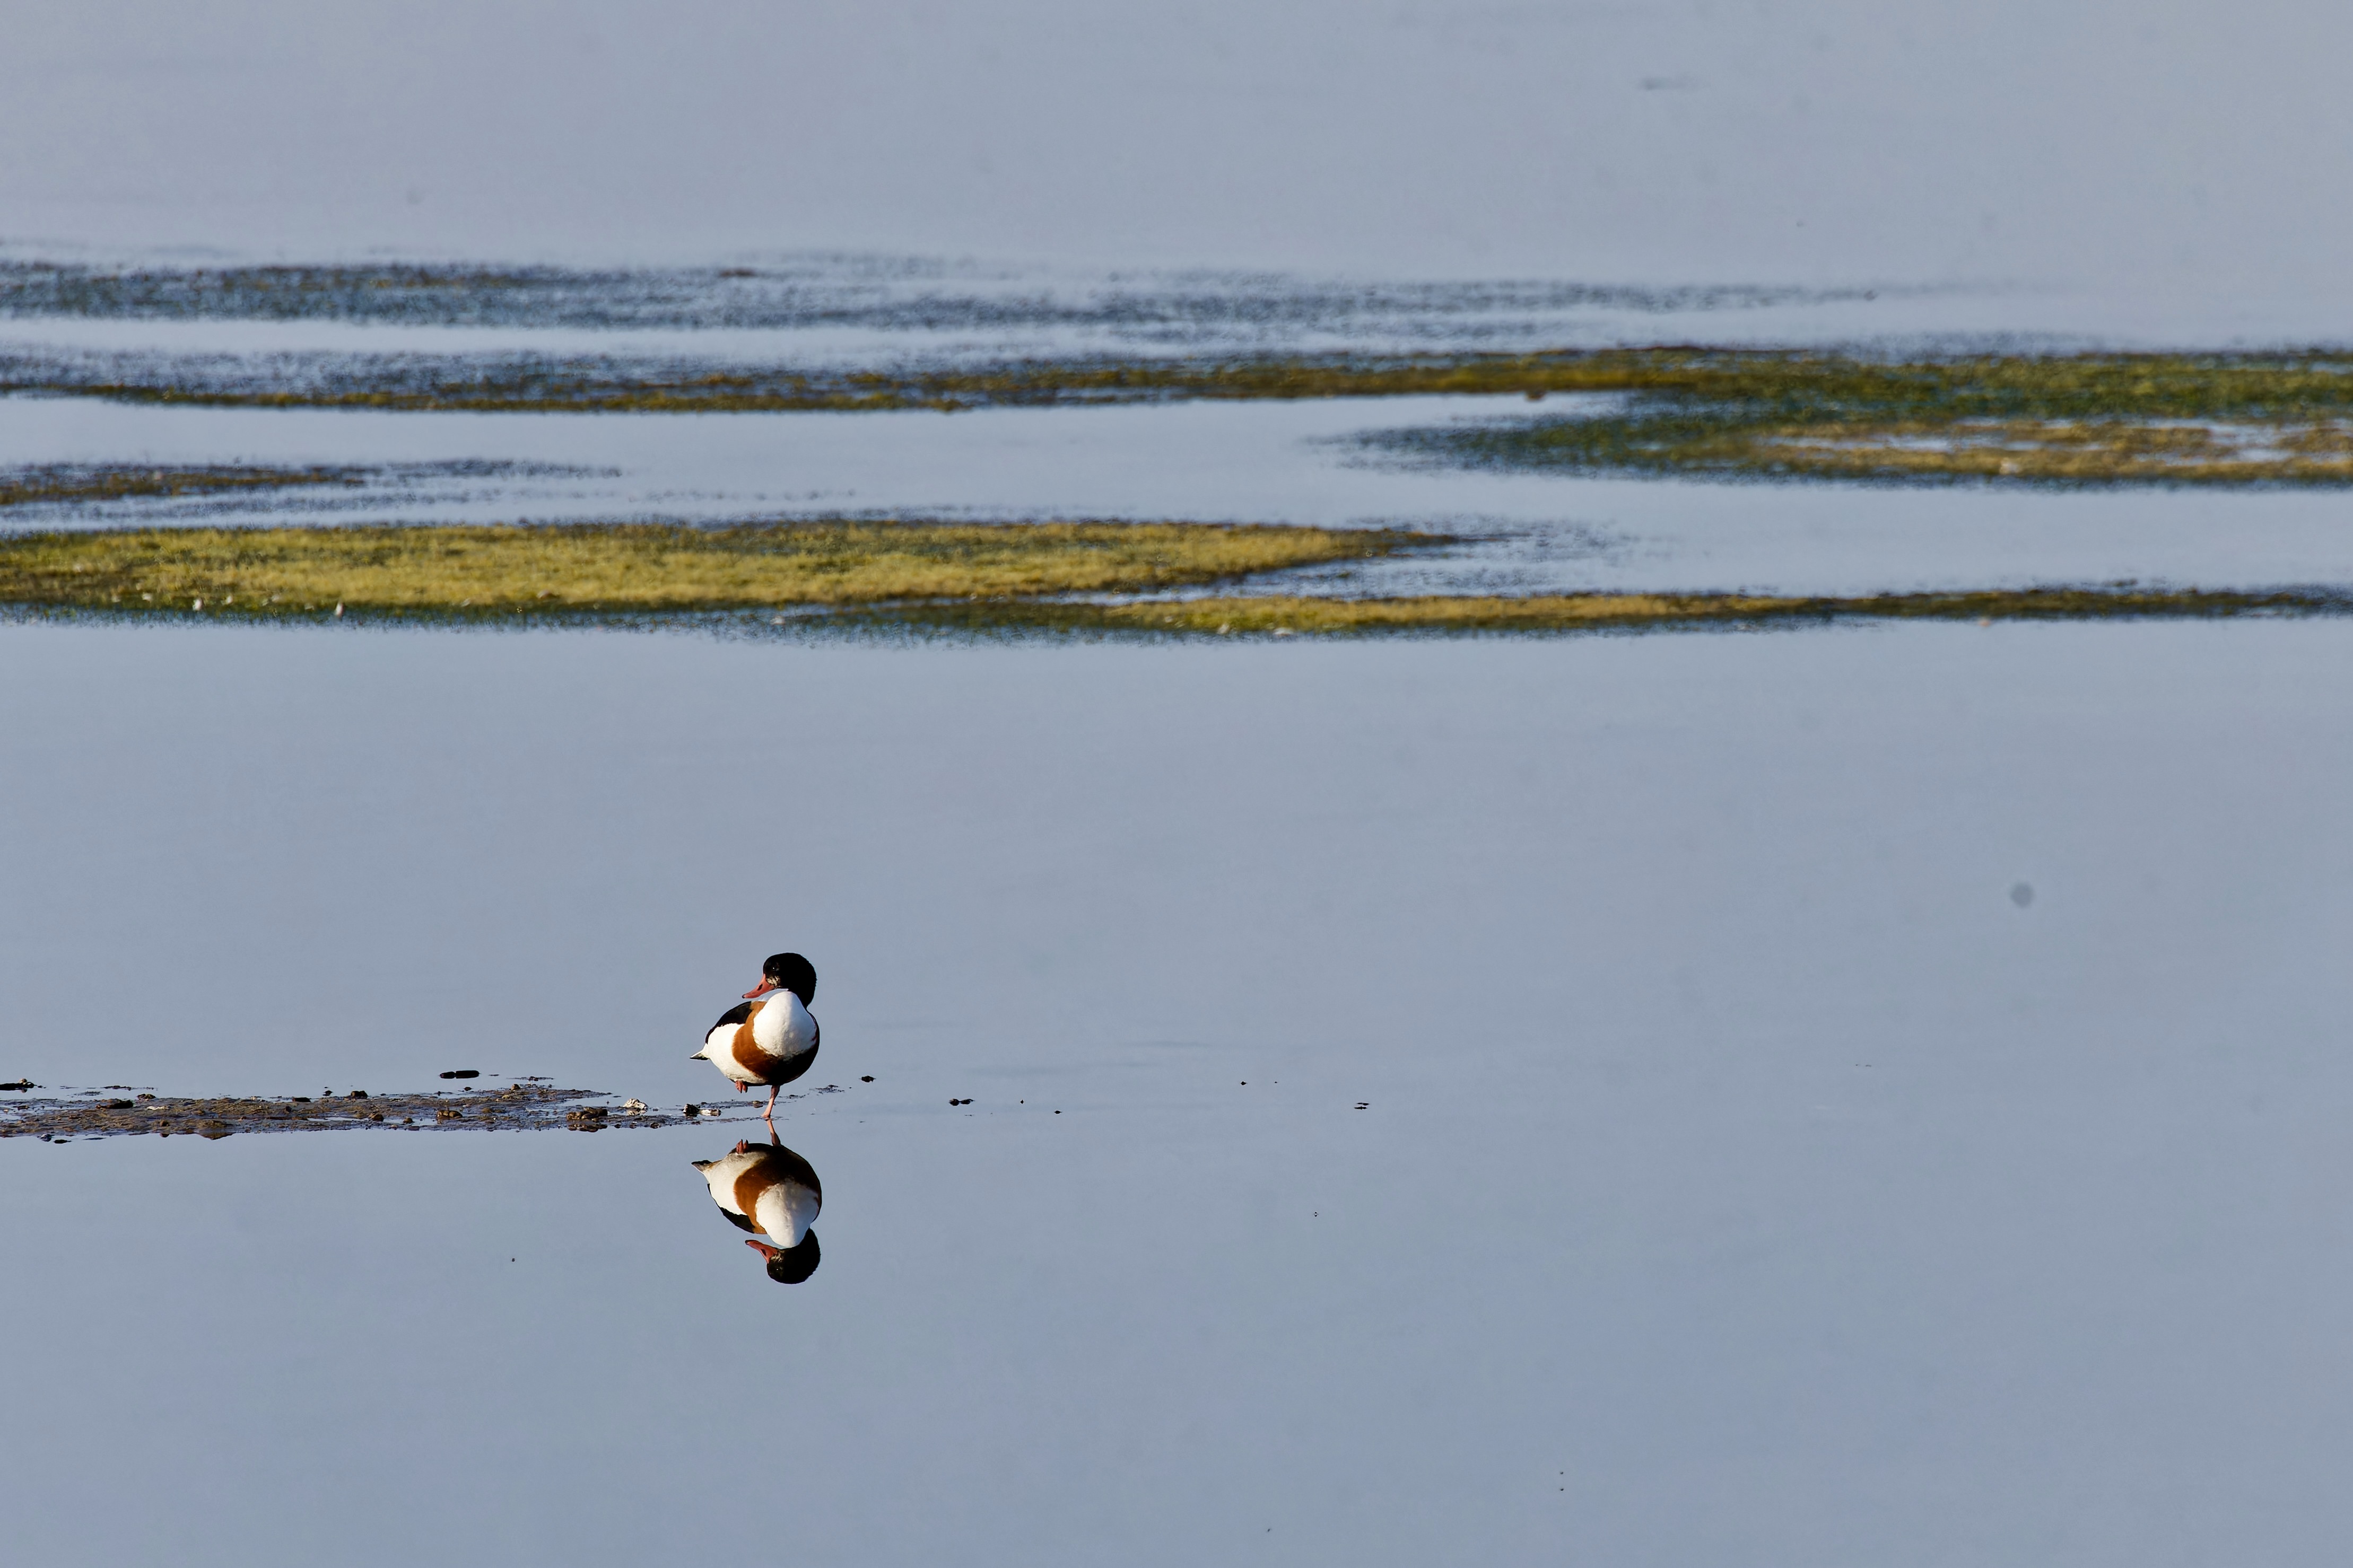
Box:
750 992 817 1059
752 1177 822 1247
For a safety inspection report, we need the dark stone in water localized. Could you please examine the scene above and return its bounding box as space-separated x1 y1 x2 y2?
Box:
348 1089 369 1099
860 1075 874 1082
1 1080 33 1091
439 1070 481 1080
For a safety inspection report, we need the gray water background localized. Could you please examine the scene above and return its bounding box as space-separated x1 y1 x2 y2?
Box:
11 1 2353 1555
7 618 2353 1564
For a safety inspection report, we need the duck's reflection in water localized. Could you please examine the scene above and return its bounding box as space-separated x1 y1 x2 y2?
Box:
693 1137 823 1284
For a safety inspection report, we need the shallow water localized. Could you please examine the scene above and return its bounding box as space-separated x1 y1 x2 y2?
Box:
13 391 2353 601
8 618 2353 1564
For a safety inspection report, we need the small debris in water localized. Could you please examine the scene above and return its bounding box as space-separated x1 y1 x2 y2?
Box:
620 1098 647 1113
1355 1103 1370 1110
860 1075 874 1082
2 1080 36 1091
439 1070 480 1080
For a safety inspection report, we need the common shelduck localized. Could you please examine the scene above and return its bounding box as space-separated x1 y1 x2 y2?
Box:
693 1137 823 1283
692 952 819 1123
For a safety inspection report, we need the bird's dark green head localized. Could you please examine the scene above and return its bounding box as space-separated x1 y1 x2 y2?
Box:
762 952 817 1008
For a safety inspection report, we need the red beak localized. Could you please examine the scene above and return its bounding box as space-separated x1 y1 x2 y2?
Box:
745 1239 783 1259
742 976 779 1000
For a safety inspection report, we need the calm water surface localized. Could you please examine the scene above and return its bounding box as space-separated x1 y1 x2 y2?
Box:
6 620 2353 1564
11 392 2353 599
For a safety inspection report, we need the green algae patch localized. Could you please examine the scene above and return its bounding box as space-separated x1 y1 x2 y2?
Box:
21 345 2353 485
0 519 1424 618
13 344 2353 423
879 585 2342 638
0 465 367 510
1372 350 2353 486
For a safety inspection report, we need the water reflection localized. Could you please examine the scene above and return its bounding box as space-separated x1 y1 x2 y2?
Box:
693 1137 823 1284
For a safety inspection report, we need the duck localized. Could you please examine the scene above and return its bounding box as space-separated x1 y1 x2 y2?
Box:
692 952 819 1124
693 1136 822 1283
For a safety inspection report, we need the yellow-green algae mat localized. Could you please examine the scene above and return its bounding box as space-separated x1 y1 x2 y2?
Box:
0 519 2339 634
0 519 1416 616
29 349 2353 488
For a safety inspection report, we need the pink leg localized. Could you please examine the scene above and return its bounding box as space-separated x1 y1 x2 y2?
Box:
763 1084 779 1125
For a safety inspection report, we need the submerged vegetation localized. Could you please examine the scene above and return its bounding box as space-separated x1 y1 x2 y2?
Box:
0 258 1852 334
865 586 2346 637
0 519 1423 618
0 464 365 509
9 344 2353 484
